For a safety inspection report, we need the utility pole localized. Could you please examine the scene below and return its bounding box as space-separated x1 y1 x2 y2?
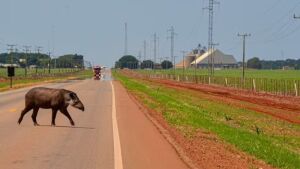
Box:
35 46 42 74
167 26 177 72
7 44 16 88
211 43 219 76
23 45 31 77
204 0 219 76
48 52 51 73
153 33 158 69
143 40 147 61
157 37 160 65
124 22 128 56
138 50 142 69
238 33 251 79
181 51 187 76
7 44 16 65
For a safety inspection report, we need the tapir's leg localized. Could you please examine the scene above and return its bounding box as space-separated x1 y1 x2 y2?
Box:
18 105 33 124
31 107 40 126
60 108 75 126
51 108 58 126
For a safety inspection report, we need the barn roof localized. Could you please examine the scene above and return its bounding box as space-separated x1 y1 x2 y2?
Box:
191 49 237 65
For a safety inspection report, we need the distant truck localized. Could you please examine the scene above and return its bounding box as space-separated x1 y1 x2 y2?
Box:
93 66 102 80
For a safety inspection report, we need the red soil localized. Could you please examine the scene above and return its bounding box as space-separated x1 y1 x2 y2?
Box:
126 81 275 169
150 78 300 124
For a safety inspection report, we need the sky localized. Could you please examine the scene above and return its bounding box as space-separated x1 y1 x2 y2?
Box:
0 0 300 67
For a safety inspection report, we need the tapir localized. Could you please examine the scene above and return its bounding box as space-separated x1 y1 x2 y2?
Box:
18 87 85 126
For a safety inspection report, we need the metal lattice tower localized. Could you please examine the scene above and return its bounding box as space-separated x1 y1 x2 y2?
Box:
124 22 128 55
143 40 147 61
168 26 176 70
153 33 157 64
205 0 219 76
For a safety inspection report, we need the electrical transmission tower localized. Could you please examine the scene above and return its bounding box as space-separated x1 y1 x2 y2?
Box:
23 45 31 77
7 44 16 65
153 33 159 67
238 33 251 79
167 26 177 71
143 40 147 61
124 22 128 56
204 0 219 76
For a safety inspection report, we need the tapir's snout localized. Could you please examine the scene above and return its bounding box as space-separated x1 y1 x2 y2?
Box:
73 101 85 112
80 106 85 112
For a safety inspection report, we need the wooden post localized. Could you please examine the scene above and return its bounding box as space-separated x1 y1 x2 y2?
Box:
253 79 256 91
209 76 211 85
225 78 228 86
294 81 298 96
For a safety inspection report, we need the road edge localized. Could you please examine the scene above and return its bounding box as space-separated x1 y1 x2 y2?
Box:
113 80 198 169
111 81 124 169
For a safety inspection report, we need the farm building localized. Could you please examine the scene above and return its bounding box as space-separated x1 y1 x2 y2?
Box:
176 49 237 69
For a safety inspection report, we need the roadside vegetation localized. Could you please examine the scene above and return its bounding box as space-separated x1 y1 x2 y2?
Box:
113 70 300 169
0 69 93 91
138 69 300 80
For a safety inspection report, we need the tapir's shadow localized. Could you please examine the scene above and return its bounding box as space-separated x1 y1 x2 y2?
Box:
38 124 95 129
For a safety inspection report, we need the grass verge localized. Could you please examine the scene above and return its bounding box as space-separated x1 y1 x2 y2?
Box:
0 70 93 92
113 71 300 169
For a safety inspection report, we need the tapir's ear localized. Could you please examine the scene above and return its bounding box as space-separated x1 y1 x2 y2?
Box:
69 92 78 100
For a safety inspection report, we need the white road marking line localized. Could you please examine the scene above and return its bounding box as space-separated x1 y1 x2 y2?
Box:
111 81 124 169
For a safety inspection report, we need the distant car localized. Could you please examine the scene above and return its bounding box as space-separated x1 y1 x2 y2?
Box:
93 66 102 80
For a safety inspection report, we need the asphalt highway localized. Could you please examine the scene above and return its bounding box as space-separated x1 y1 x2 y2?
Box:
0 73 189 169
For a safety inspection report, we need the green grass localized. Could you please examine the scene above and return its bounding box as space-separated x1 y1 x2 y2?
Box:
114 71 300 169
0 68 80 77
136 69 300 96
139 69 300 80
0 69 93 90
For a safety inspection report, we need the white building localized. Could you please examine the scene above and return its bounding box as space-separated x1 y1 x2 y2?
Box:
176 49 237 69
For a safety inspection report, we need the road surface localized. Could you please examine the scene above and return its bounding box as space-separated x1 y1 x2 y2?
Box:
0 72 189 169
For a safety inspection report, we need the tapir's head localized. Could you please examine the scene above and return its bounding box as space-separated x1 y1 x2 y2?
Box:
67 92 85 111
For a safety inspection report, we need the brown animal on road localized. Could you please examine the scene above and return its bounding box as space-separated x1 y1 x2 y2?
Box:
18 87 85 126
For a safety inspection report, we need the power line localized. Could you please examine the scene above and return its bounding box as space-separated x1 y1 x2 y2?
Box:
238 33 251 79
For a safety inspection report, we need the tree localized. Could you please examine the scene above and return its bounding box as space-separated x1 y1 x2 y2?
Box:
161 60 173 69
247 57 262 69
115 55 138 69
141 60 154 69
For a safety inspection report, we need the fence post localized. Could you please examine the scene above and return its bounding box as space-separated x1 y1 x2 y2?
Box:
294 81 298 96
177 75 180 81
253 79 256 91
209 76 211 85
225 78 228 86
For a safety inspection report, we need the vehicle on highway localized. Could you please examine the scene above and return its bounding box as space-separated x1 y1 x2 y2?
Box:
93 66 102 80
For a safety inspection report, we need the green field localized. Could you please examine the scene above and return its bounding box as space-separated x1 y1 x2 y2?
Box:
138 69 300 80
114 71 300 169
0 68 80 77
136 69 300 96
0 69 93 91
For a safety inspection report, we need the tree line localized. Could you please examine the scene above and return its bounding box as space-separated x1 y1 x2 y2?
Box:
247 57 300 69
0 53 84 68
115 55 173 69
